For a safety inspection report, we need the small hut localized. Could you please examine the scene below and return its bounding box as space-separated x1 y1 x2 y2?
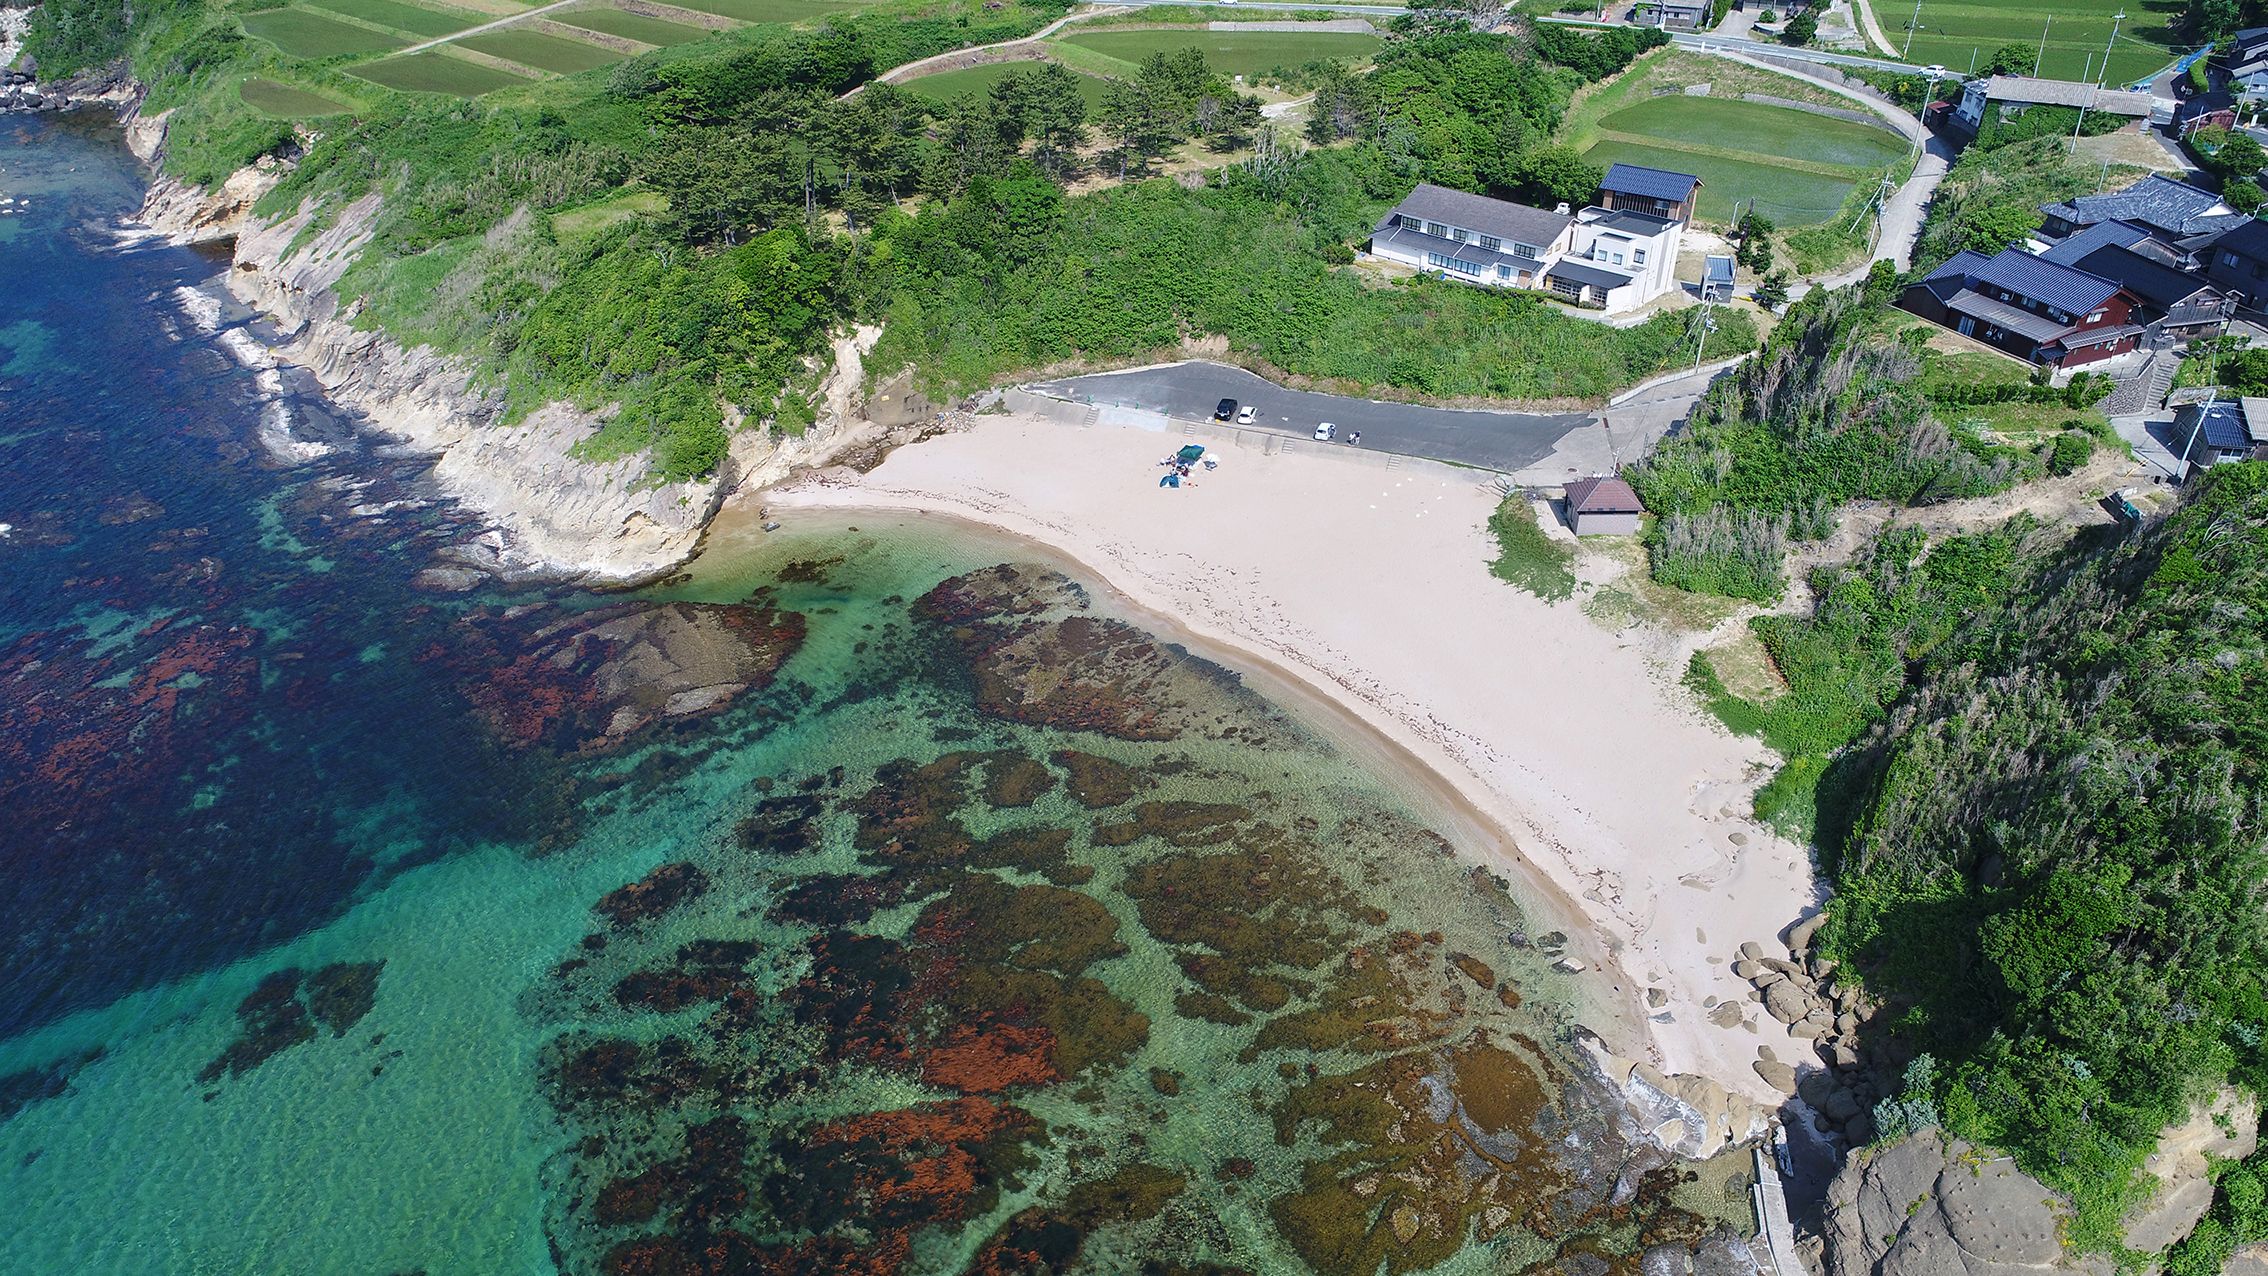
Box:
1563 476 1646 535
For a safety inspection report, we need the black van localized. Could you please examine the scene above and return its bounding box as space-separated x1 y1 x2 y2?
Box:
1213 399 1237 421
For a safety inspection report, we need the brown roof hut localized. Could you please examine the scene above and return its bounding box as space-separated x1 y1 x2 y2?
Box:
1563 476 1645 535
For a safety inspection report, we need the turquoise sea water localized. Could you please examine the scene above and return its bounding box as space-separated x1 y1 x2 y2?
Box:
0 114 1764 1275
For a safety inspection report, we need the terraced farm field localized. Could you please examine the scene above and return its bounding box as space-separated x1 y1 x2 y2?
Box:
1576 97 1909 225
658 0 864 22
457 29 624 73
551 8 715 45
1057 29 1381 78
1598 97 1907 169
1580 139 1858 224
308 0 486 38
240 8 405 57
1900 0 2173 86
904 59 1110 109
349 50 536 93
238 77 355 115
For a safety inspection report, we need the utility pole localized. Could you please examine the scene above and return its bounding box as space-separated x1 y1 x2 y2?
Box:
2036 16 2050 77
1903 0 1922 58
2071 16 2120 154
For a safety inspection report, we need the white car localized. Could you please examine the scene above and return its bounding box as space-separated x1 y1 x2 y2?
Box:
1314 422 1335 441
1236 406 1256 425
1922 64 1947 79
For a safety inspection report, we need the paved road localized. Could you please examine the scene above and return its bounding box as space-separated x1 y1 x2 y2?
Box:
1028 363 1595 472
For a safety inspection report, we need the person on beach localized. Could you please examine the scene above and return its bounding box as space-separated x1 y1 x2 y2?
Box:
1349 431 1361 447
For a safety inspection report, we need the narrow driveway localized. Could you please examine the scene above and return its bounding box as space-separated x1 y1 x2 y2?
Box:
1027 362 1594 472
395 0 588 56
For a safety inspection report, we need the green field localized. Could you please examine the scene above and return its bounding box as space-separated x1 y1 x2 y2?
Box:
1581 139 1856 224
304 0 484 38
657 0 864 22
238 77 355 115
457 29 624 73
552 8 714 45
348 50 535 93
1898 0 2174 86
1057 29 1382 78
904 58 1110 109
1598 97 1908 170
240 8 406 57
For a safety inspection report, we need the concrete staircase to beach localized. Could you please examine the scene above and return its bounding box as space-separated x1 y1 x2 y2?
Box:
2103 350 2177 417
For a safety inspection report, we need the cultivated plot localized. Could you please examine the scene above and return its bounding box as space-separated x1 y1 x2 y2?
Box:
1896 0 2174 86
1597 97 1907 170
240 8 406 57
904 59 1111 109
306 0 487 38
238 77 356 115
550 8 715 45
1580 139 1857 224
457 29 625 73
658 0 865 23
1057 29 1382 79
349 50 536 93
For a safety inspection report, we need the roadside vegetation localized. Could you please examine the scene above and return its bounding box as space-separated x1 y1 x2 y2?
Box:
1486 496 1577 601
1911 135 2148 269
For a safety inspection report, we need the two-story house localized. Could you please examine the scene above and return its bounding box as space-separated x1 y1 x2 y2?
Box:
1368 183 1574 289
2205 217 2268 305
1544 207 1683 314
1898 248 2143 367
1596 164 1702 223
2045 238 2228 339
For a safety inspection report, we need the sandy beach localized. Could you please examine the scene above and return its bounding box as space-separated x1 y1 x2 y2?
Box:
736 410 1824 1104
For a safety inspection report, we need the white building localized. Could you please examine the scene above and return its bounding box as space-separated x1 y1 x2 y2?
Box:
1369 183 1684 313
1544 208 1684 314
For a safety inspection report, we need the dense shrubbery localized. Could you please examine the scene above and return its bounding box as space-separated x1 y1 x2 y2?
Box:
1971 103 2130 153
1913 137 2147 271
1630 286 2038 600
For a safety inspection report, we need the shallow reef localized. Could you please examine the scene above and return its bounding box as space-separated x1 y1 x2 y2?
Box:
528 563 1763 1275
198 960 384 1084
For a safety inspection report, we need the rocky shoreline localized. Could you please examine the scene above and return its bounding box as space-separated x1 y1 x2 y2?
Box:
114 96 899 588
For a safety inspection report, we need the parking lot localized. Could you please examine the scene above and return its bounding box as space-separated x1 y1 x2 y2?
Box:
1026 363 1596 473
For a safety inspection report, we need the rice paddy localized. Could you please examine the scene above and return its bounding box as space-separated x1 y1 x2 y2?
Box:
655 0 864 23
456 29 624 74
1895 0 2176 88
550 8 716 46
1596 97 1909 170
240 8 406 58
1580 139 1858 225
348 50 536 94
303 0 486 39
238 77 356 116
1054 28 1382 79
903 58 1111 109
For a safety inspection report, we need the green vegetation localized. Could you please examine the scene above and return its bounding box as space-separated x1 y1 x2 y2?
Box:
1486 496 1577 601
659 0 865 21
1972 102 2130 153
1596 97 1909 171
1897 0 2173 86
1058 29 1385 80
349 51 535 94
906 58 1111 111
308 0 484 39
1581 139 1856 226
1912 136 2147 270
2167 1141 2268 1275
551 10 717 47
238 77 354 116
240 8 406 57
457 29 627 75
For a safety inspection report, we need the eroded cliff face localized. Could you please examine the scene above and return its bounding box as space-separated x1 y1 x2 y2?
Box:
125 106 885 586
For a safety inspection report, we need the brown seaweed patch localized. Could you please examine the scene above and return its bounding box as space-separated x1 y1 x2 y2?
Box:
593 1115 750 1228
735 793 825 855
766 1096 1043 1238
774 556 845 584
982 751 1057 808
305 961 384 1037
594 861 708 929
1174 990 1252 1026
768 870 915 928
1449 953 1495 989
1050 749 1150 808
1092 801 1248 849
197 969 314 1083
852 754 1084 883
614 940 759 1013
0 1046 104 1124
949 964 1147 1082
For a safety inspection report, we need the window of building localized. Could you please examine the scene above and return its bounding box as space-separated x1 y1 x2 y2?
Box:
1634 249 1647 265
1611 252 1625 265
1513 243 1537 260
2227 251 2244 268
1451 227 1468 243
2254 263 2267 280
1426 222 1449 237
1452 257 1481 276
1552 275 1581 297
1426 252 1449 269
1497 264 1512 279
2087 310 2103 322
1479 235 1501 252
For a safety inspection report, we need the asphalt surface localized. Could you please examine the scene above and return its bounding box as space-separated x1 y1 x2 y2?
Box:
1027 363 1595 472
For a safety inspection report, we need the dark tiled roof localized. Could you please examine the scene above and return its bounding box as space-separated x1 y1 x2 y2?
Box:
1600 163 1701 202
1565 475 1645 514
1376 183 1572 251
1968 249 2123 315
1945 289 2074 343
2164 302 2225 327
2049 323 2143 350
2038 218 2155 265
2178 399 2253 451
2215 216 2268 263
1979 75 2153 114
2063 244 2215 310
2040 175 2233 236
1546 258 1637 289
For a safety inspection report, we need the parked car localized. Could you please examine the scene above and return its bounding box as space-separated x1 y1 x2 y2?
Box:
1235 406 1256 425
1313 422 1335 441
1214 398 1237 421
1922 64 1947 79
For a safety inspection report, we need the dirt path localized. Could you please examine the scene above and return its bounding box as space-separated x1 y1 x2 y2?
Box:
856 7 1127 94
395 0 590 58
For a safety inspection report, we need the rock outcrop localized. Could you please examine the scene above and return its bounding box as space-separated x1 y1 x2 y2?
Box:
1823 1129 2071 1276
1580 1033 1773 1161
123 106 897 586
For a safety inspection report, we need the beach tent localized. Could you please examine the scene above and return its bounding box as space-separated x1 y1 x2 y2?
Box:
1175 445 1206 463
1159 474 1181 488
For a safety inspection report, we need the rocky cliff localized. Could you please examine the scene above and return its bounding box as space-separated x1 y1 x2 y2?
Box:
124 105 886 587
